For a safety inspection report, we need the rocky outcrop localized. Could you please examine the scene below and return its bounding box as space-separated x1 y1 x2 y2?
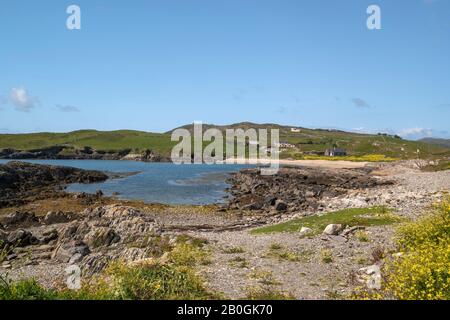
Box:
0 146 170 162
0 161 109 208
2 205 162 275
0 146 127 160
51 205 159 273
226 167 393 213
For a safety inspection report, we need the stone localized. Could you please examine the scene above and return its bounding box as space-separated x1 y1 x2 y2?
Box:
323 224 344 236
40 229 58 244
52 241 90 263
33 252 52 260
42 211 75 225
69 253 84 264
81 253 112 276
264 196 277 206
7 229 38 247
6 253 17 261
341 226 365 236
83 227 120 248
274 200 288 212
358 265 382 289
299 227 313 236
1 211 38 228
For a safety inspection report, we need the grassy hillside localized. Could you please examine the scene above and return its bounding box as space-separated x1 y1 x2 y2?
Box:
419 137 450 148
169 123 450 160
0 130 176 156
1 124 449 159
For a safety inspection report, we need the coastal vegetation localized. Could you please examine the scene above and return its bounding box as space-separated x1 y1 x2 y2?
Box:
251 206 402 235
0 241 217 300
356 198 450 300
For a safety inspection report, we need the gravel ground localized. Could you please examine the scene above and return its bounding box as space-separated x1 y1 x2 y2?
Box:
189 167 450 299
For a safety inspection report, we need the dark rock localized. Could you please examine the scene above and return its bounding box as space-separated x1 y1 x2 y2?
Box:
95 190 104 197
0 161 109 208
226 167 394 213
40 229 59 244
264 196 277 206
6 253 17 261
7 229 38 247
1 211 39 228
274 200 288 212
42 211 77 225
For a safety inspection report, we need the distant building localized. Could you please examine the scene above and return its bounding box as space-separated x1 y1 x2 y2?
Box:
324 148 347 156
291 128 301 133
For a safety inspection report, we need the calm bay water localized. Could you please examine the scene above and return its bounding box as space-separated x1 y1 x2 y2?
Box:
0 160 251 205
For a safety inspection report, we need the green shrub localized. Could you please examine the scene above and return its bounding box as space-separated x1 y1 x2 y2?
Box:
0 242 216 300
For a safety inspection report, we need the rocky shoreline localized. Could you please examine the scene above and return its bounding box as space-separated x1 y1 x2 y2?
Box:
225 167 393 214
0 161 109 208
0 146 171 162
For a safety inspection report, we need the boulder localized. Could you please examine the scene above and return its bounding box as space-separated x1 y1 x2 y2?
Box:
52 241 90 263
264 196 277 206
83 227 120 248
1 211 39 228
39 229 59 244
7 229 38 247
241 201 264 210
299 227 313 236
274 200 288 212
42 211 76 225
6 253 17 261
81 253 112 276
323 224 344 236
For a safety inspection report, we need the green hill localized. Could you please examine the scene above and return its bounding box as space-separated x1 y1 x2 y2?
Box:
419 137 450 149
0 130 175 155
169 123 450 160
0 124 449 160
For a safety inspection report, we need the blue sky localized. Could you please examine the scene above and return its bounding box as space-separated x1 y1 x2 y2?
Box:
0 0 449 139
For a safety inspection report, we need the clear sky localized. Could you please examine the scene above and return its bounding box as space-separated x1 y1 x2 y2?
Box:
0 0 449 139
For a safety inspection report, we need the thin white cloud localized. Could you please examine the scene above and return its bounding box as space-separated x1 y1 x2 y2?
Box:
351 98 371 108
391 127 448 140
55 104 80 112
9 87 39 112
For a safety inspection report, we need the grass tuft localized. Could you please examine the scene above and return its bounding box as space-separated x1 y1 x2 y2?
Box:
251 206 401 235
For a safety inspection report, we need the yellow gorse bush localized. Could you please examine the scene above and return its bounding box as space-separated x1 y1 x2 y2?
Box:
303 154 399 162
382 198 450 300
